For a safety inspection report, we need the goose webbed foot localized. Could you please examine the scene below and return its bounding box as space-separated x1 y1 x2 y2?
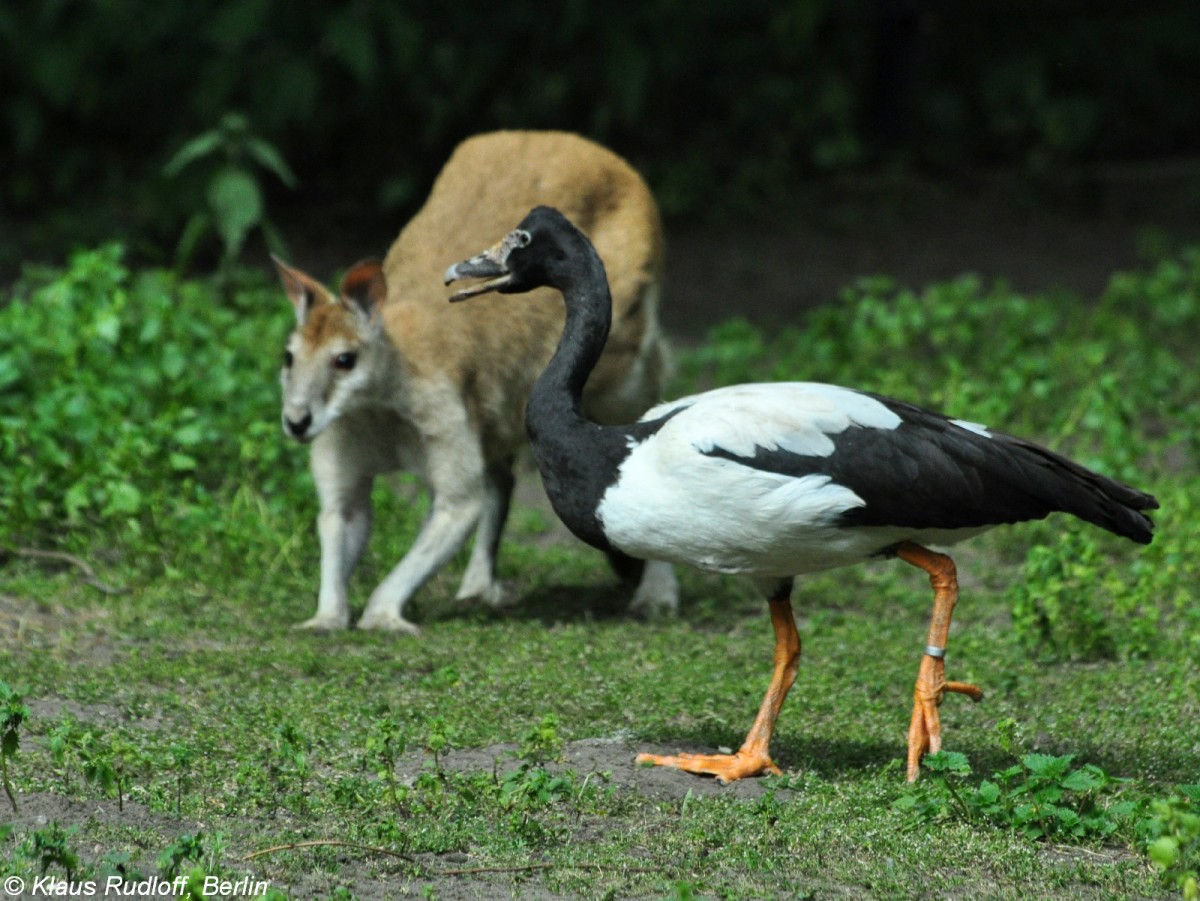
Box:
636 748 781 784
637 591 799 785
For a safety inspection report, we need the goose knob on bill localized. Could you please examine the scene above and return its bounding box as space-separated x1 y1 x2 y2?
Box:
444 205 1159 784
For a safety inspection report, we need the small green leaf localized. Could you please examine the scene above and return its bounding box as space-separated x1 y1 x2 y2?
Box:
1107 800 1138 818
103 481 143 516
1022 753 1071 778
924 750 971 776
1148 835 1180 869
174 212 212 270
0 357 20 391
1034 786 1065 805
976 780 1000 805
207 167 262 259
246 137 297 188
164 131 223 176
1052 806 1081 829
162 344 187 380
259 218 290 260
175 423 204 446
94 309 121 343
1061 766 1104 792
169 453 197 472
64 481 92 518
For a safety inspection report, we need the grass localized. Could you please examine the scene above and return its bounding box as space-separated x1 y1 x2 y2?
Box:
1 245 1198 898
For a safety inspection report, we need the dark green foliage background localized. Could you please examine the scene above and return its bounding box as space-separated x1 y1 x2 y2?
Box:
4 1 1199 265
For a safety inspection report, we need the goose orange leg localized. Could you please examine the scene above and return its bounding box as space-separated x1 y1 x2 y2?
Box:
636 580 799 783
896 542 984 781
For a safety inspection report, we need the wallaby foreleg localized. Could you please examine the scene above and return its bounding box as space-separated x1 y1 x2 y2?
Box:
300 485 373 630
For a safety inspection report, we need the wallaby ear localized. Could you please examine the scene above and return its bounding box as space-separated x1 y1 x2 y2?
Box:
339 259 387 322
272 255 331 325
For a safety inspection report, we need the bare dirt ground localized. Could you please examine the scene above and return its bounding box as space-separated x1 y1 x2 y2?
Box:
6 737 770 901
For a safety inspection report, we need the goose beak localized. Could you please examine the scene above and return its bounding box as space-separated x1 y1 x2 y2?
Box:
444 228 528 302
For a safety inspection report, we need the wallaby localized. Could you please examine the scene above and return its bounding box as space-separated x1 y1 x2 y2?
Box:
274 130 679 633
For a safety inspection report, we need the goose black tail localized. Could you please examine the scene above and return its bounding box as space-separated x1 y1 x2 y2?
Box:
1008 434 1158 544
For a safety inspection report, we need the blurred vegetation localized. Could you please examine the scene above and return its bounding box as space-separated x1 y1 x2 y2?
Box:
3 0 1199 273
162 112 296 280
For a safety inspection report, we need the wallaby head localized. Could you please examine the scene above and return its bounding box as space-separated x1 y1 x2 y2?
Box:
273 256 391 443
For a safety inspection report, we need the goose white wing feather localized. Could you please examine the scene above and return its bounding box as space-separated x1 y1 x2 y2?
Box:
640 382 902 458
598 383 911 575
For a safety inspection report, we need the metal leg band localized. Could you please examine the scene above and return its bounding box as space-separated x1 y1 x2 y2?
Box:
924 644 946 659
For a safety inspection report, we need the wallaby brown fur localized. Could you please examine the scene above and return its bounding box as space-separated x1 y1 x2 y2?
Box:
275 131 678 632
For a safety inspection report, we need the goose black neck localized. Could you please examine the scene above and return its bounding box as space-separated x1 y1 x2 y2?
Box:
522 228 630 553
531 234 613 415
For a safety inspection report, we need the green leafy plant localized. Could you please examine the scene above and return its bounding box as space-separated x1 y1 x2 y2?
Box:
21 822 80 879
1142 786 1200 900
1008 531 1120 662
163 112 295 276
495 716 578 842
669 883 702 901
0 680 28 812
423 717 455 778
157 831 231 901
1008 525 1170 663
239 722 313 816
517 713 564 766
92 733 145 812
895 741 1138 842
364 716 407 811
46 720 146 811
168 741 197 815
499 765 574 813
97 849 144 885
157 832 206 881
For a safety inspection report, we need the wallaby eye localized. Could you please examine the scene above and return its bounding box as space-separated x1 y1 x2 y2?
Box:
283 350 294 368
333 352 357 371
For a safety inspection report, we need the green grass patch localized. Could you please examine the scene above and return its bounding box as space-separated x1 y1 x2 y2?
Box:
1 246 1198 898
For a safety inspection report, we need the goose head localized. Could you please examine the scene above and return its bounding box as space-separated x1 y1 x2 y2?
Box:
444 206 597 302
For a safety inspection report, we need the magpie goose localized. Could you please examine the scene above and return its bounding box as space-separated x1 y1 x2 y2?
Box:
444 205 1159 784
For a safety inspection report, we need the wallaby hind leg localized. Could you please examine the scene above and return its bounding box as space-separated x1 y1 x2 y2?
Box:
628 560 679 619
605 549 678 620
457 456 515 607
